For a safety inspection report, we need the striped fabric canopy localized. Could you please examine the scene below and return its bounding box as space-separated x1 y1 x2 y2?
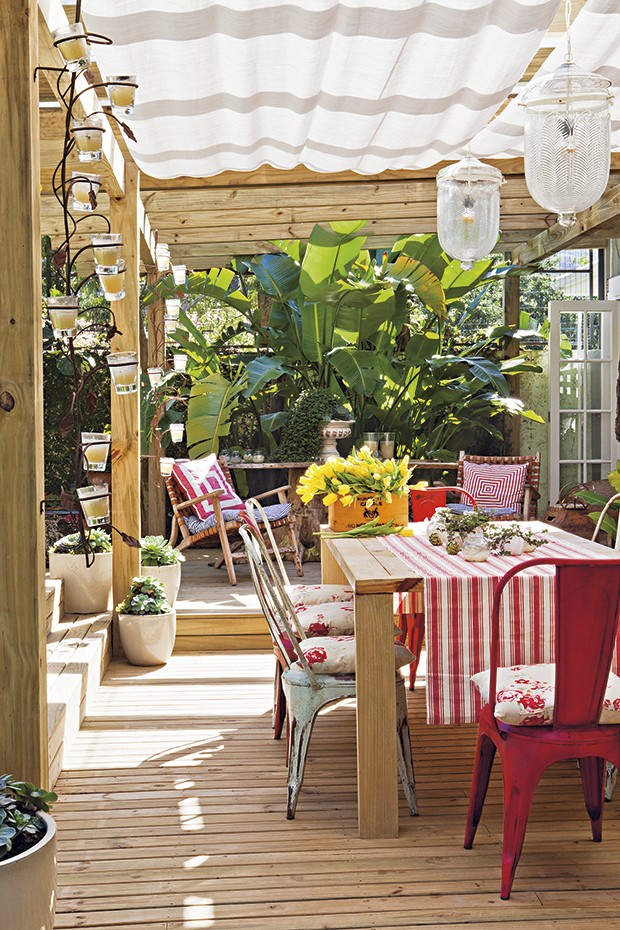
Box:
83 0 572 179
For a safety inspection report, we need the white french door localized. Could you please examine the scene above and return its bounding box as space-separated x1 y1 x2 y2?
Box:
549 300 620 504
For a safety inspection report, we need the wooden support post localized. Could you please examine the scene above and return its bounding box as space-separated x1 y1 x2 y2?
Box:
110 164 141 639
144 270 166 536
504 271 521 454
0 0 48 785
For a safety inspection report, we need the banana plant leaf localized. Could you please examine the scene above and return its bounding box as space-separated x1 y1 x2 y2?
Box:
186 370 247 459
384 255 446 318
299 222 367 300
244 356 289 395
249 253 301 300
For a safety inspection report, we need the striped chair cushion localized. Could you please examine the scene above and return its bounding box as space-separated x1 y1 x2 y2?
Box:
184 502 291 534
461 461 528 512
172 454 244 520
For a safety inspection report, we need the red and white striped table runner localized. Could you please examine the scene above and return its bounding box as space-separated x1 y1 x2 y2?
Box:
383 530 613 725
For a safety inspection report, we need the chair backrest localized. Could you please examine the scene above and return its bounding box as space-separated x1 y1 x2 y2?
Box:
591 491 620 551
238 524 320 688
244 497 289 584
488 557 620 729
457 452 541 519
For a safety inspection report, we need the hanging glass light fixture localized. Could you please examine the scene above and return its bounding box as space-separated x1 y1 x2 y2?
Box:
521 0 613 228
436 155 504 269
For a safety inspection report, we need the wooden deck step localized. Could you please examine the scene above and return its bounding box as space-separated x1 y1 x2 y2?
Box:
47 613 112 787
45 576 64 634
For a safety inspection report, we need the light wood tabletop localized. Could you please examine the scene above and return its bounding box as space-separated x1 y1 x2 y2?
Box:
321 522 617 840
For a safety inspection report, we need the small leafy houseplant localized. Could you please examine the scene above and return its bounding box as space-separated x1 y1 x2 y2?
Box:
139 536 184 605
48 529 113 614
299 446 413 534
0 775 56 863
116 576 176 666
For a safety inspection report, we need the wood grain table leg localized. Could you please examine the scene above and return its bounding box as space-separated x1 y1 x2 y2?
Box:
355 592 399 839
320 539 348 584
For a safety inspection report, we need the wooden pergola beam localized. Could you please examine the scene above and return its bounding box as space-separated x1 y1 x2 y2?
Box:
0 0 48 786
513 180 620 265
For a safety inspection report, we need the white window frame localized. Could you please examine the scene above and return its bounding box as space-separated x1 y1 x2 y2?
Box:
549 299 620 503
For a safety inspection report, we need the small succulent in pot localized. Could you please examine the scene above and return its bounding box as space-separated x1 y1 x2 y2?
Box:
0 775 57 862
49 528 112 554
140 535 185 567
116 576 171 615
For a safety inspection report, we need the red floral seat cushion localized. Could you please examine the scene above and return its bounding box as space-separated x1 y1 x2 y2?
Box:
295 636 414 675
294 602 355 637
285 583 354 607
472 663 620 726
462 461 528 512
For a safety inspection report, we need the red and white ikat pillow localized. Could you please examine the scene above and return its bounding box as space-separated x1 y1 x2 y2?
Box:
462 461 528 511
172 454 245 520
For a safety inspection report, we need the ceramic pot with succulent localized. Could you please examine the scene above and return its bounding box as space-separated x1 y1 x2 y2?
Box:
48 528 113 613
140 535 185 606
116 575 176 666
0 775 57 930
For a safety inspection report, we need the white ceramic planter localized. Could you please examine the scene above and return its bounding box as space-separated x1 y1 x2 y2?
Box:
320 420 354 460
140 562 182 605
118 610 177 666
48 550 113 613
0 812 57 930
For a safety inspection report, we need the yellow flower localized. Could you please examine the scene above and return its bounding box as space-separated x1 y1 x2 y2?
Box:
399 527 414 537
341 495 355 506
323 491 338 506
384 490 392 503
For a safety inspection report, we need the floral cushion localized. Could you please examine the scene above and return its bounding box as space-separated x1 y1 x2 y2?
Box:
462 460 528 512
172 454 245 520
471 663 620 726
285 583 354 607
294 602 355 637
295 635 414 675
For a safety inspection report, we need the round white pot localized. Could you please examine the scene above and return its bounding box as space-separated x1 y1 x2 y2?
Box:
48 550 113 614
0 812 57 930
320 420 354 460
140 563 182 606
118 610 177 666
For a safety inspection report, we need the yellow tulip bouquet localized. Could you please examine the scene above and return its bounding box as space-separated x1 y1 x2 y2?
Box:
299 447 414 536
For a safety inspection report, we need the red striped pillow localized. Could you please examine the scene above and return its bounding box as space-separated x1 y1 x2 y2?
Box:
172 455 245 520
461 461 528 512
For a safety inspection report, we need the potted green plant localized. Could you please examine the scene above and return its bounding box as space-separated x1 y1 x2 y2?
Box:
139 535 185 605
0 775 57 930
276 389 354 463
116 576 176 666
48 528 113 613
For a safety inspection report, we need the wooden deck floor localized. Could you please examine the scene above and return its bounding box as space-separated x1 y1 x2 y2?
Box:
53 652 620 930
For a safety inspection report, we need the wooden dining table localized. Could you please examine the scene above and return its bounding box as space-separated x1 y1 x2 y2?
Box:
320 521 619 840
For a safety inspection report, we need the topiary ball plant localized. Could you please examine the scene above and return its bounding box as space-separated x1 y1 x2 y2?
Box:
140 535 185 567
116 576 171 616
276 389 351 463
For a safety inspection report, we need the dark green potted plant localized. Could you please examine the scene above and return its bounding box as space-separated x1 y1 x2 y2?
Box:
116 575 175 666
0 775 57 930
139 535 185 605
276 389 354 463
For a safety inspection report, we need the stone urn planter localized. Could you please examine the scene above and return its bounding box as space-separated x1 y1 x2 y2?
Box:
117 610 177 666
0 812 57 930
320 420 354 461
48 550 113 613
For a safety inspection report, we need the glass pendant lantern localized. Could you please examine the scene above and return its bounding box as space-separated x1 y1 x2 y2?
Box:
521 62 612 228
436 155 504 269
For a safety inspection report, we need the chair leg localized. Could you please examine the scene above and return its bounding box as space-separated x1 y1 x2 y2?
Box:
273 660 286 741
499 756 542 899
580 756 605 841
395 678 418 815
464 732 496 849
286 707 318 819
605 761 617 802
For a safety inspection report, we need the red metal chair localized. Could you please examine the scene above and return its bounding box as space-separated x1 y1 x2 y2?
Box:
464 557 620 899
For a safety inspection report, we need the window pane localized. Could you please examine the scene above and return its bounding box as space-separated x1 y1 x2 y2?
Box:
586 462 611 482
559 362 582 410
560 413 582 460
560 462 581 489
586 362 612 410
586 412 612 461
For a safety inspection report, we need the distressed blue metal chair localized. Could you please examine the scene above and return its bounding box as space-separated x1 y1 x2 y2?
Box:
239 523 418 820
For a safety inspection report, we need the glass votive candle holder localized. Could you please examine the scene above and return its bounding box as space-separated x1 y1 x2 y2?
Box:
172 265 186 285
252 451 265 463
106 75 137 116
160 457 175 477
147 367 164 388
107 351 138 394
155 243 170 272
362 432 381 455
173 353 187 373
380 432 396 459
81 432 111 472
92 233 122 273
53 23 89 72
169 422 185 444
164 315 178 334
243 449 254 463
99 261 126 301
47 296 79 337
71 172 101 213
71 116 105 161
165 298 181 321
77 484 110 527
